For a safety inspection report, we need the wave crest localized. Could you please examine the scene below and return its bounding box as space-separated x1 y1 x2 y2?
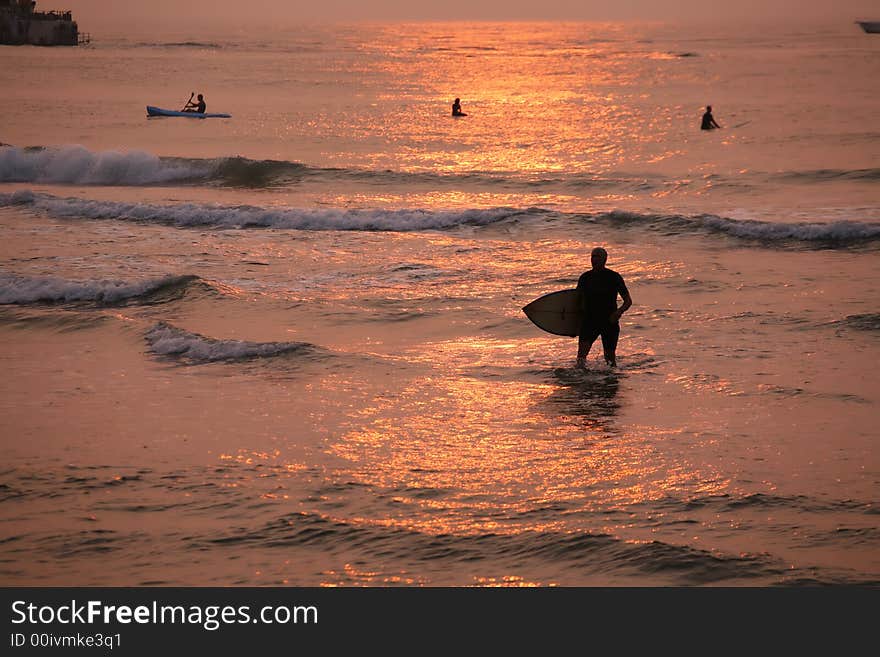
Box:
0 273 200 305
595 210 880 245
1 191 520 231
0 146 204 185
3 189 878 246
145 322 319 363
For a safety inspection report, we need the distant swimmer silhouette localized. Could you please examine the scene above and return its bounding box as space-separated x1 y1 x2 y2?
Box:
701 105 721 130
452 97 467 117
183 93 206 113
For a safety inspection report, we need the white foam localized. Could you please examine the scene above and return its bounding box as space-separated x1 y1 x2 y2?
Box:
597 210 880 243
0 146 204 185
3 189 877 242
0 273 193 304
697 214 880 242
0 191 517 231
145 322 314 362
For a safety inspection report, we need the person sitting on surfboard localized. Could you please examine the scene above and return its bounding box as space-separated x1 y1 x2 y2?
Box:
452 98 466 116
576 247 632 368
183 94 206 114
701 105 721 130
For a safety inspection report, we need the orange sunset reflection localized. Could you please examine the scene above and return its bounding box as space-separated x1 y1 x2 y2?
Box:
327 335 729 539
317 22 684 177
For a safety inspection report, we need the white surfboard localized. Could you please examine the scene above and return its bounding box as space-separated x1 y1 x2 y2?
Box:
522 289 581 337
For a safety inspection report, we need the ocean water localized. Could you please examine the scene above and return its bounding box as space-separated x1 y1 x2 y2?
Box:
0 21 878 586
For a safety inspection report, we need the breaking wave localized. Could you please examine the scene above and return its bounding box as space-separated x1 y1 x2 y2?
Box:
0 273 201 305
832 313 880 333
0 145 651 190
0 146 494 189
0 190 521 231
145 322 320 363
0 146 316 188
4 145 880 193
591 210 880 246
0 146 204 186
3 190 878 246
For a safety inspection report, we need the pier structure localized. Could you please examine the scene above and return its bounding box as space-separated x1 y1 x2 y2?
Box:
0 0 81 46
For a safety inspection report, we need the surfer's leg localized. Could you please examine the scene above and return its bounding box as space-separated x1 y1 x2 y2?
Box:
600 322 620 366
577 325 600 365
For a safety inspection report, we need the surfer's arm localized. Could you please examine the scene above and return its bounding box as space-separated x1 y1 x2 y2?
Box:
610 289 632 323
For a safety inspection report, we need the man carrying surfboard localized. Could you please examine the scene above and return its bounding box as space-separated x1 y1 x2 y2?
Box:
576 247 632 368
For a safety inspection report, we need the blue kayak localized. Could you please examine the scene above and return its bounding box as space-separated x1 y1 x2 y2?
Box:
146 105 231 118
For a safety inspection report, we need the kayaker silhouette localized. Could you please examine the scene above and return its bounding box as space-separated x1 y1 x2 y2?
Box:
182 93 206 114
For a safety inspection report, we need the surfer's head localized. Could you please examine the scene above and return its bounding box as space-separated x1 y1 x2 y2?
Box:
590 247 608 269
197 94 204 101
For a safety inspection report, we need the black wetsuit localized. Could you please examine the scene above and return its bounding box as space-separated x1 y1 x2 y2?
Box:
701 110 717 130
576 267 629 355
196 100 206 113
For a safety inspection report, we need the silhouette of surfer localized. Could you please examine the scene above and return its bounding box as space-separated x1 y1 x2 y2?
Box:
183 93 206 113
452 98 467 116
701 105 721 130
576 247 632 368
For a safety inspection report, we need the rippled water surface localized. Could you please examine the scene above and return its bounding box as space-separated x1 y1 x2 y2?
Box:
1 20 878 586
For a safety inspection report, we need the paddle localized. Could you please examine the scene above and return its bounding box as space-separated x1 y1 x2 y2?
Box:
181 92 194 112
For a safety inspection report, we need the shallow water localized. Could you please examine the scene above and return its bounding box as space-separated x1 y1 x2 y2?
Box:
1 20 878 586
